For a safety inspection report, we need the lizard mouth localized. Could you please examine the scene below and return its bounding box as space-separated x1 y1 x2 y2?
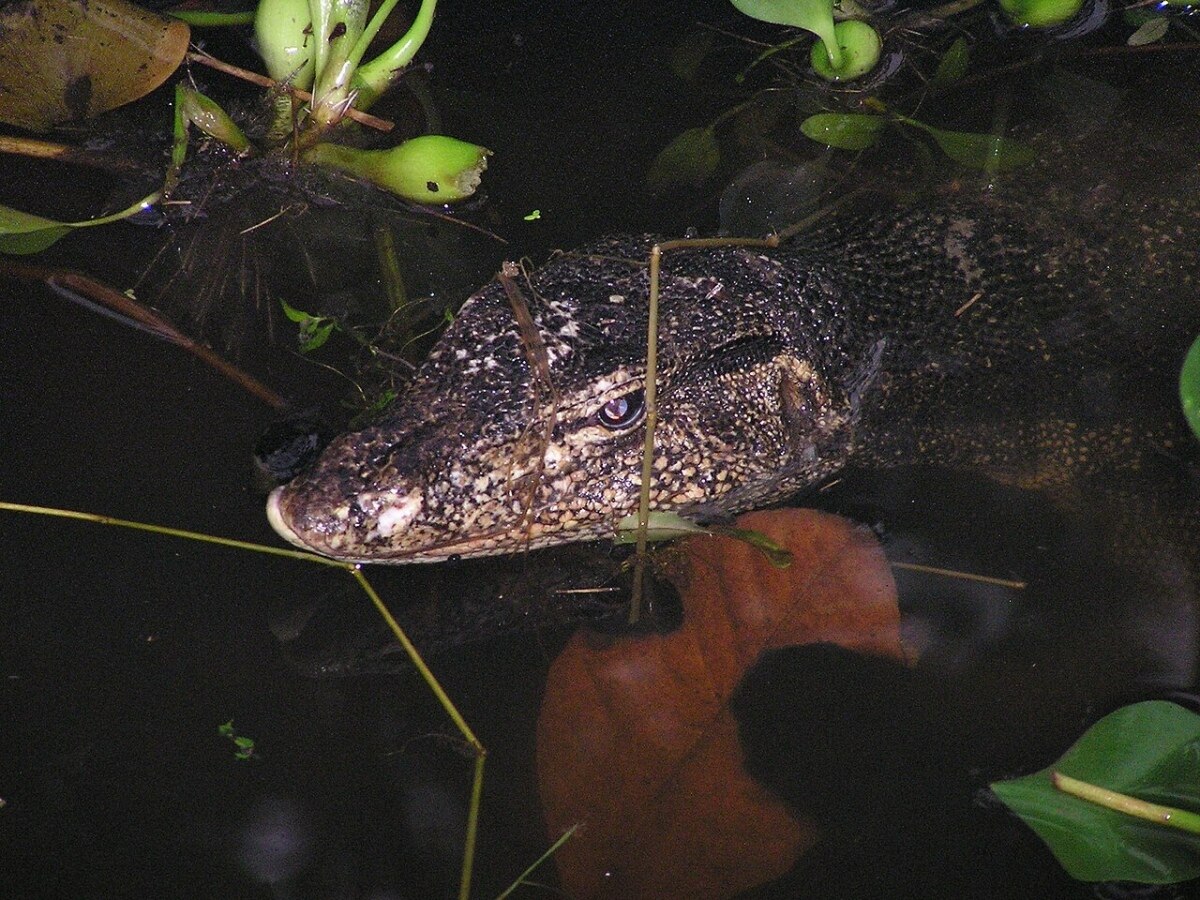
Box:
266 486 313 553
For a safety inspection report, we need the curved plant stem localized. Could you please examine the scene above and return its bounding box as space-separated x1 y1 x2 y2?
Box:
0 500 486 900
186 51 394 132
353 0 437 108
629 235 780 622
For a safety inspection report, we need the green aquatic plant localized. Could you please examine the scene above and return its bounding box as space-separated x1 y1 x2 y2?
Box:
800 109 1034 171
1179 333 1200 440
992 701 1200 883
808 19 882 82
0 193 161 255
218 720 259 761
998 0 1084 28
254 0 438 126
305 136 491 203
730 0 884 81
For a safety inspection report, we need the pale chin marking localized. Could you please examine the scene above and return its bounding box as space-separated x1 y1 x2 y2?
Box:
266 486 310 551
375 494 424 538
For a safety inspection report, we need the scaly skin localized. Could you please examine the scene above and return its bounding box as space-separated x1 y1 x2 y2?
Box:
267 186 1199 566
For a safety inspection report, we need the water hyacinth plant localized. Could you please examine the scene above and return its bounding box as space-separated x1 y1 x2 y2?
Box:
247 0 488 204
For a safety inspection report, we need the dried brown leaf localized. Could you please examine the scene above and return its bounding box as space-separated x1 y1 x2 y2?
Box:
537 509 905 899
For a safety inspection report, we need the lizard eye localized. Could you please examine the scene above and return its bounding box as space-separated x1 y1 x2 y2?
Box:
597 389 646 430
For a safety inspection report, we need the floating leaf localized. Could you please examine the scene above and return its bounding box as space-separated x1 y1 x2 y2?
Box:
0 193 160 255
901 118 1035 171
646 126 720 192
992 701 1200 883
0 0 189 131
730 0 842 69
279 300 336 352
800 112 885 150
538 509 904 898
1180 333 1200 440
932 37 970 86
614 511 708 544
1128 16 1170 46
670 31 715 81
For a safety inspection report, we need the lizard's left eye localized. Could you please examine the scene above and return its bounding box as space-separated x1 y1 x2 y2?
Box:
597 390 646 430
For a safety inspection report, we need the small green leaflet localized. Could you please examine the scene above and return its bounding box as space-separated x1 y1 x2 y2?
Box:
932 37 969 86
992 701 1200 884
647 126 720 192
218 719 258 761
1179 332 1200 440
729 0 842 69
615 511 708 544
279 299 336 352
1128 16 1169 46
900 117 1035 171
800 112 885 151
0 191 160 255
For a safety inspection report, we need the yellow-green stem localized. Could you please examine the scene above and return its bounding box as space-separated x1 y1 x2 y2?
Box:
1052 772 1200 835
629 235 780 622
1 499 487 900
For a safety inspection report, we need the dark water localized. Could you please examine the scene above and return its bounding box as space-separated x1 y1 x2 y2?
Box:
3 1 1200 897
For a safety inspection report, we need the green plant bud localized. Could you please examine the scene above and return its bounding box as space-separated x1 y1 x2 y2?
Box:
254 0 315 88
810 20 881 82
998 0 1084 27
179 86 251 153
306 136 491 202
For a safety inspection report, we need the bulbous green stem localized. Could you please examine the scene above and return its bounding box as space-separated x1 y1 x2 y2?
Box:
309 0 370 127
254 0 316 89
305 135 490 202
352 0 438 110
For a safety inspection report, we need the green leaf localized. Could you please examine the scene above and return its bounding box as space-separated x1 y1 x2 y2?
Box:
1128 16 1169 46
709 525 794 567
900 118 1034 171
932 37 969 87
646 126 721 192
1180 333 1200 440
800 112 885 151
0 207 71 255
730 0 842 69
300 321 336 352
279 298 315 324
670 31 715 81
0 192 160 255
0 0 189 132
992 701 1200 883
615 511 709 544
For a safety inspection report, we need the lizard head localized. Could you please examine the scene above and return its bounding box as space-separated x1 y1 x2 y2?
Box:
267 239 864 563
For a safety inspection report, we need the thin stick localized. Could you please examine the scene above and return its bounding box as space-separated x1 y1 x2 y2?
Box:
0 135 148 173
0 262 287 410
891 561 1026 590
185 51 394 132
629 235 779 621
1 500 487 900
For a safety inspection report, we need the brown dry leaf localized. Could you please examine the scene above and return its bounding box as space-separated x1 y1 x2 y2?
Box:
537 508 905 899
0 0 189 132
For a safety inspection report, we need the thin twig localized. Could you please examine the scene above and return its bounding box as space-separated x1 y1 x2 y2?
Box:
891 561 1026 590
186 50 395 132
0 135 149 174
0 262 287 409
